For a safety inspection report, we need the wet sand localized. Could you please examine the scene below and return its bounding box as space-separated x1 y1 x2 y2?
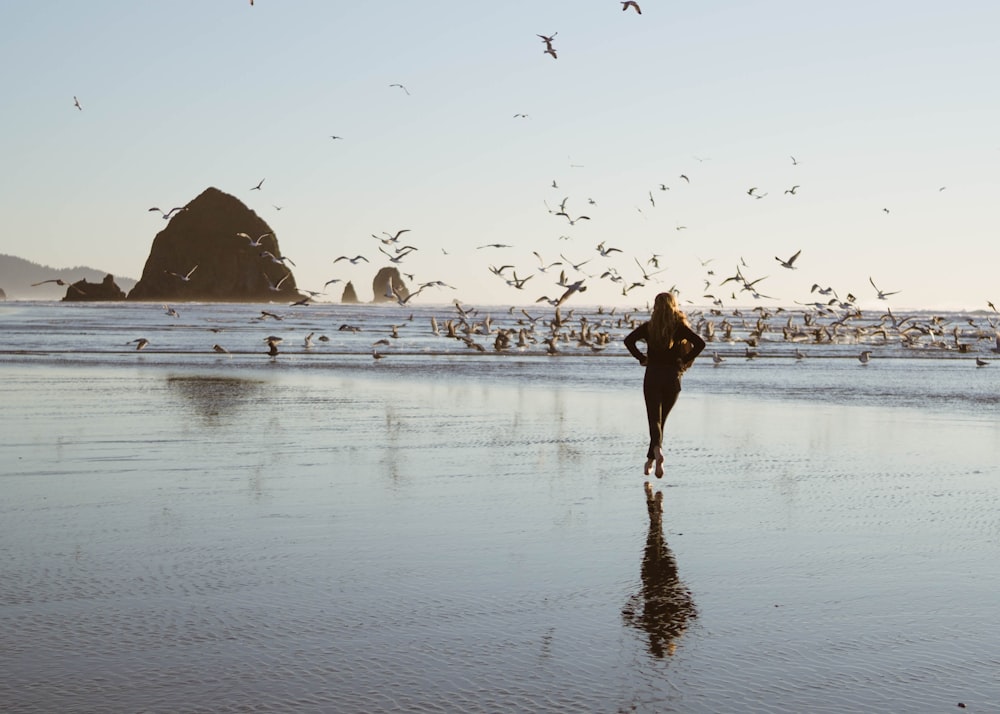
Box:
1 363 998 713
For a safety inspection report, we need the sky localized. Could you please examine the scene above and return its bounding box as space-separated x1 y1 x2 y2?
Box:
1 1 998 311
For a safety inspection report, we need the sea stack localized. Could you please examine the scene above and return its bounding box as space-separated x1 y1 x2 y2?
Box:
341 281 359 304
62 274 126 301
371 267 409 303
127 187 298 302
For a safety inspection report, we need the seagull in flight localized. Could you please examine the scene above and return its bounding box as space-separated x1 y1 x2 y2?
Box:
390 83 410 95
775 250 801 269
148 206 187 220
596 241 622 257
73 96 82 111
165 265 198 281
621 1 642 13
533 251 562 273
260 250 295 267
250 178 265 191
264 273 291 292
375 229 411 244
869 276 900 300
236 232 272 246
32 279 85 295
555 212 590 226
334 255 369 264
128 338 150 351
784 185 800 195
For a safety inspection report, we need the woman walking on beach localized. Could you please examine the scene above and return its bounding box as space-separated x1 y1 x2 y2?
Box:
624 291 706 478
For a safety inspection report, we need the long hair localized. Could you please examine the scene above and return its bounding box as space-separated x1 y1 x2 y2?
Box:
647 292 688 349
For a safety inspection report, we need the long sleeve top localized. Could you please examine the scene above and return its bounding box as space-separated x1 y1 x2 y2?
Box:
623 321 707 370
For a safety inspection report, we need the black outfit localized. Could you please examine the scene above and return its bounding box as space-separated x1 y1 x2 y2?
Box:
623 321 706 459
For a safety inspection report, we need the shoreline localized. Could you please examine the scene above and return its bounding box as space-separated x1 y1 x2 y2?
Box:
2 364 999 712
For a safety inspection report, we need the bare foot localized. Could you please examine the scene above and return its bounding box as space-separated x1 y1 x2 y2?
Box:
644 458 654 475
654 447 664 478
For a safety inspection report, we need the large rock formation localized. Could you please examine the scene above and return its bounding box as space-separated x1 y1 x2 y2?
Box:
62 274 126 301
371 267 409 303
341 282 359 304
127 187 299 302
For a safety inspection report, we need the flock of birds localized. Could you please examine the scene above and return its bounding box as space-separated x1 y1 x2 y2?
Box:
54 3 995 370
112 299 1000 371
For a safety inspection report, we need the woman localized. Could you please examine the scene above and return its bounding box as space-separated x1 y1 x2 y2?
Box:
624 292 706 477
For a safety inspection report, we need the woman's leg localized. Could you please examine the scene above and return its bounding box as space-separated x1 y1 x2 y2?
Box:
642 377 662 461
644 371 681 475
654 388 680 477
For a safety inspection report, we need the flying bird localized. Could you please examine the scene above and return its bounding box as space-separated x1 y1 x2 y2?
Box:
148 206 187 219
334 255 369 264
775 250 801 269
869 276 900 300
264 273 291 292
621 1 642 13
73 96 82 111
165 265 198 281
236 232 272 246
250 178 265 191
784 185 800 195
260 250 295 266
376 229 411 244
31 278 81 293
128 338 149 351
596 241 622 257
390 83 410 95
555 212 590 225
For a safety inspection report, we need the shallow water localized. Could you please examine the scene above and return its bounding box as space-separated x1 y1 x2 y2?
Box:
2 357 999 713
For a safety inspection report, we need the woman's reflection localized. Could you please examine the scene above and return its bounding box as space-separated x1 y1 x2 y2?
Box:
622 482 697 659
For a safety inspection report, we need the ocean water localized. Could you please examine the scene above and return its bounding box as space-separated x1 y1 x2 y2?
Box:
1 300 997 416
2 301 999 713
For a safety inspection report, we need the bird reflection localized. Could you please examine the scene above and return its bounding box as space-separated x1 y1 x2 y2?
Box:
165 375 264 425
622 482 697 659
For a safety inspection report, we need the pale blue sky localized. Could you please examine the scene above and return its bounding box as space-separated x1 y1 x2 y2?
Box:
2 1 997 309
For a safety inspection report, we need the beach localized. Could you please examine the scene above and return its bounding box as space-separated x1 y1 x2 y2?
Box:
2 357 998 713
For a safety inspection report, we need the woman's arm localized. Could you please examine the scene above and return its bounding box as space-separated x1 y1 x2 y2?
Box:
678 323 707 368
623 322 648 363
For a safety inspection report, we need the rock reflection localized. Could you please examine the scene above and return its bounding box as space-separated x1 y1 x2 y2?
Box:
622 482 698 659
165 374 265 424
